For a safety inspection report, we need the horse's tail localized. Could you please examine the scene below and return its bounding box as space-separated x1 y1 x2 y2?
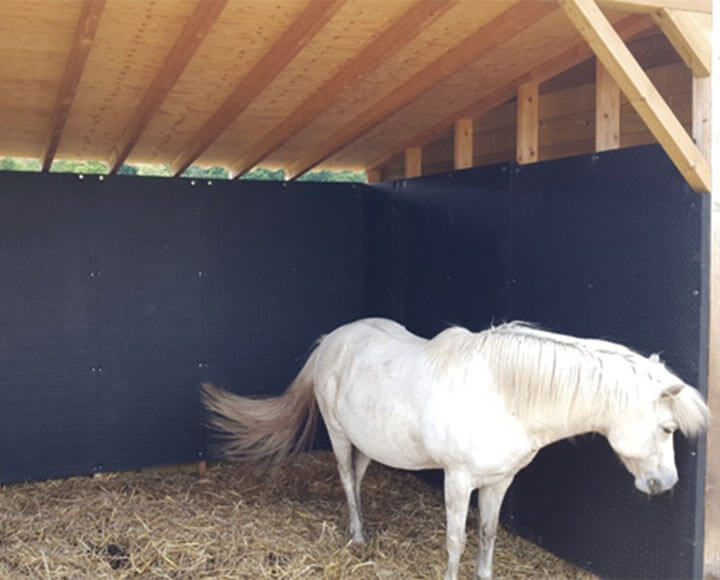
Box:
201 346 320 463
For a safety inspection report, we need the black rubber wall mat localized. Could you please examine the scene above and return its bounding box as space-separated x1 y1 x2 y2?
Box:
503 147 709 580
372 145 708 579
0 145 708 579
0 175 364 482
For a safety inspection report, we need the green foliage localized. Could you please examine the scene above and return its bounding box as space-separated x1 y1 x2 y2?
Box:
239 167 285 181
0 157 41 172
50 159 107 174
134 164 172 177
181 166 229 179
117 164 138 175
1 157 367 183
297 169 366 183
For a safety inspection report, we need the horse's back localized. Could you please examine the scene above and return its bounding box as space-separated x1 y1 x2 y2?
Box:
312 318 437 469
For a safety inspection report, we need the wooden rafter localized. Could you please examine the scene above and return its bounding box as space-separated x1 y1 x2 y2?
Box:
559 0 710 192
229 0 457 180
284 1 558 180
652 8 711 78
600 0 711 12
366 14 653 174
41 0 105 172
107 0 227 174
169 0 344 177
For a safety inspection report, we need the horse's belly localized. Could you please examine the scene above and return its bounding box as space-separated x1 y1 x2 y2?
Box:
318 382 438 471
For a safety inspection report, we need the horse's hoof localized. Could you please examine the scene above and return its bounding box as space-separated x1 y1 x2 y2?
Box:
350 532 369 544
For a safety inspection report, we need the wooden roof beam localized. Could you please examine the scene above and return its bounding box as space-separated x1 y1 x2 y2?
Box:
229 0 457 180
366 13 653 173
560 0 710 192
652 8 711 77
169 0 344 177
107 0 228 174
599 0 712 13
41 0 105 172
284 1 558 181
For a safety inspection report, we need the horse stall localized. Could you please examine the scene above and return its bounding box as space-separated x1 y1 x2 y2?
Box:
0 1 716 579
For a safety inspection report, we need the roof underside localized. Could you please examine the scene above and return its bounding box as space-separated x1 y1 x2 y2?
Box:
0 0 705 178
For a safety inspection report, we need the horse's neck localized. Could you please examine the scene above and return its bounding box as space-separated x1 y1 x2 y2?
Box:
521 398 612 449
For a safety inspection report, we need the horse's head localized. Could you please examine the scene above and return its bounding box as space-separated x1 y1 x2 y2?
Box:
605 369 709 495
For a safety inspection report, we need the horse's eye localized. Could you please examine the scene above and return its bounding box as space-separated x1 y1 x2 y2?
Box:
661 423 677 434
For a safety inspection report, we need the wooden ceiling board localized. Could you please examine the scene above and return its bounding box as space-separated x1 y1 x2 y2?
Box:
0 0 704 175
261 0 515 169
328 8 582 169
196 0 417 169
128 0 311 165
55 0 197 161
0 0 84 158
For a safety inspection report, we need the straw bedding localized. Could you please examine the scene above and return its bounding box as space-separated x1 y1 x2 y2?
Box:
0 451 594 579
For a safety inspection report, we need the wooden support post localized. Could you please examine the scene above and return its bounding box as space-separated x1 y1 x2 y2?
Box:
197 460 207 477
595 59 620 151
405 147 422 178
454 118 474 169
366 169 381 184
560 0 710 192
703 8 718 575
516 82 539 164
693 76 710 156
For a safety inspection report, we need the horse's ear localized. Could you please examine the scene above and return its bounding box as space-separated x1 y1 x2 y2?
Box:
650 353 662 363
661 384 684 398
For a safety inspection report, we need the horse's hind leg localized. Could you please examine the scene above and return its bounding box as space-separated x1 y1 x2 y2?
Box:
327 429 367 543
353 448 371 515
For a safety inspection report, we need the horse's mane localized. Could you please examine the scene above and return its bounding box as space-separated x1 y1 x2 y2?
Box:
425 322 708 435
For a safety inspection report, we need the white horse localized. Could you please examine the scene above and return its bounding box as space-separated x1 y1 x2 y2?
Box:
202 318 709 580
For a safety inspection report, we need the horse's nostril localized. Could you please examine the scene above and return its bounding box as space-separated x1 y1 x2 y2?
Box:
648 478 661 494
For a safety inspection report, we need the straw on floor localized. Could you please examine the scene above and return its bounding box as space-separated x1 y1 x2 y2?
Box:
0 451 594 579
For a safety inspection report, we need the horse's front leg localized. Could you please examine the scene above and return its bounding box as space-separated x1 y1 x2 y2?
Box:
443 469 473 580
474 476 513 580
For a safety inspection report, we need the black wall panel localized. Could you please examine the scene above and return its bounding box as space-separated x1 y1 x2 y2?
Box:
383 145 708 579
505 147 709 580
0 175 363 482
92 178 203 472
199 180 364 397
0 174 95 482
365 165 513 337
0 145 708 579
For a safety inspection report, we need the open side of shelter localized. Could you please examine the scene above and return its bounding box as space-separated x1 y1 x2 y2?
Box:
0 1 716 578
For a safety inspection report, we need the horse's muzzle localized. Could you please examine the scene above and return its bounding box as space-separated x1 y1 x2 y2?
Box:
635 471 678 495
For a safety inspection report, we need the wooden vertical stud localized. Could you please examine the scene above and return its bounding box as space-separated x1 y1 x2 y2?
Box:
516 82 539 164
595 59 620 151
454 118 474 170
693 76 710 158
366 169 381 184
405 147 422 178
703 11 718 575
